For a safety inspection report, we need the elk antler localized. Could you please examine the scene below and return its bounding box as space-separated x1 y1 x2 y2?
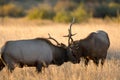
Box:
63 18 77 45
48 33 60 45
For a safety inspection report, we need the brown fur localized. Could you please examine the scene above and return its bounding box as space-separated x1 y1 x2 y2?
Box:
70 31 110 66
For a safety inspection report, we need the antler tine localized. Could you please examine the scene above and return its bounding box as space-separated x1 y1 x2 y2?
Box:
63 18 76 45
70 17 75 31
63 33 77 37
48 33 60 45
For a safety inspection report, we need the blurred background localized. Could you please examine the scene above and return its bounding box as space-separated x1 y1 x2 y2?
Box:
0 0 120 23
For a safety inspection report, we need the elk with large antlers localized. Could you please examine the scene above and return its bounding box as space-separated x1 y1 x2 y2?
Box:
70 30 110 66
0 35 77 73
65 18 110 66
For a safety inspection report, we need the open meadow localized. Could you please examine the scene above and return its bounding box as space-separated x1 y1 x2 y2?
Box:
0 18 120 80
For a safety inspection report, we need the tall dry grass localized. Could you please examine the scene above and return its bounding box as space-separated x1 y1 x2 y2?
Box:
0 18 120 80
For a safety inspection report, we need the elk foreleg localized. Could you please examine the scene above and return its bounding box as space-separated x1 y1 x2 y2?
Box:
36 62 43 73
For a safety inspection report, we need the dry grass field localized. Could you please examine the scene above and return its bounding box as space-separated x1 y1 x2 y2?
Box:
0 18 120 80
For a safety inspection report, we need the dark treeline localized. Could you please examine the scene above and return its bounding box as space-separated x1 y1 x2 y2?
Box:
0 0 120 22
1 0 120 4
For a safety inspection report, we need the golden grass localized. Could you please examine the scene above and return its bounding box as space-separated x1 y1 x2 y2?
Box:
0 18 120 80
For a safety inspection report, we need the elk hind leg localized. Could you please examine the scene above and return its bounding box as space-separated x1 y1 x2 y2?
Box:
101 58 105 66
93 58 99 66
85 58 89 66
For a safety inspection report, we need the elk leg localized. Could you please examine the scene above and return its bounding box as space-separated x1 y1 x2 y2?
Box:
93 58 99 66
0 59 5 71
8 63 15 73
101 58 105 66
85 58 89 66
19 62 24 68
0 65 5 71
6 59 15 73
36 62 43 73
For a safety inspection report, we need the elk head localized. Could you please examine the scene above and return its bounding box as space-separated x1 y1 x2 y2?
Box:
48 33 77 64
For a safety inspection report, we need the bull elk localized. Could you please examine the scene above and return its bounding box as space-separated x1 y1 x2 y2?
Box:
65 18 110 66
0 34 76 73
